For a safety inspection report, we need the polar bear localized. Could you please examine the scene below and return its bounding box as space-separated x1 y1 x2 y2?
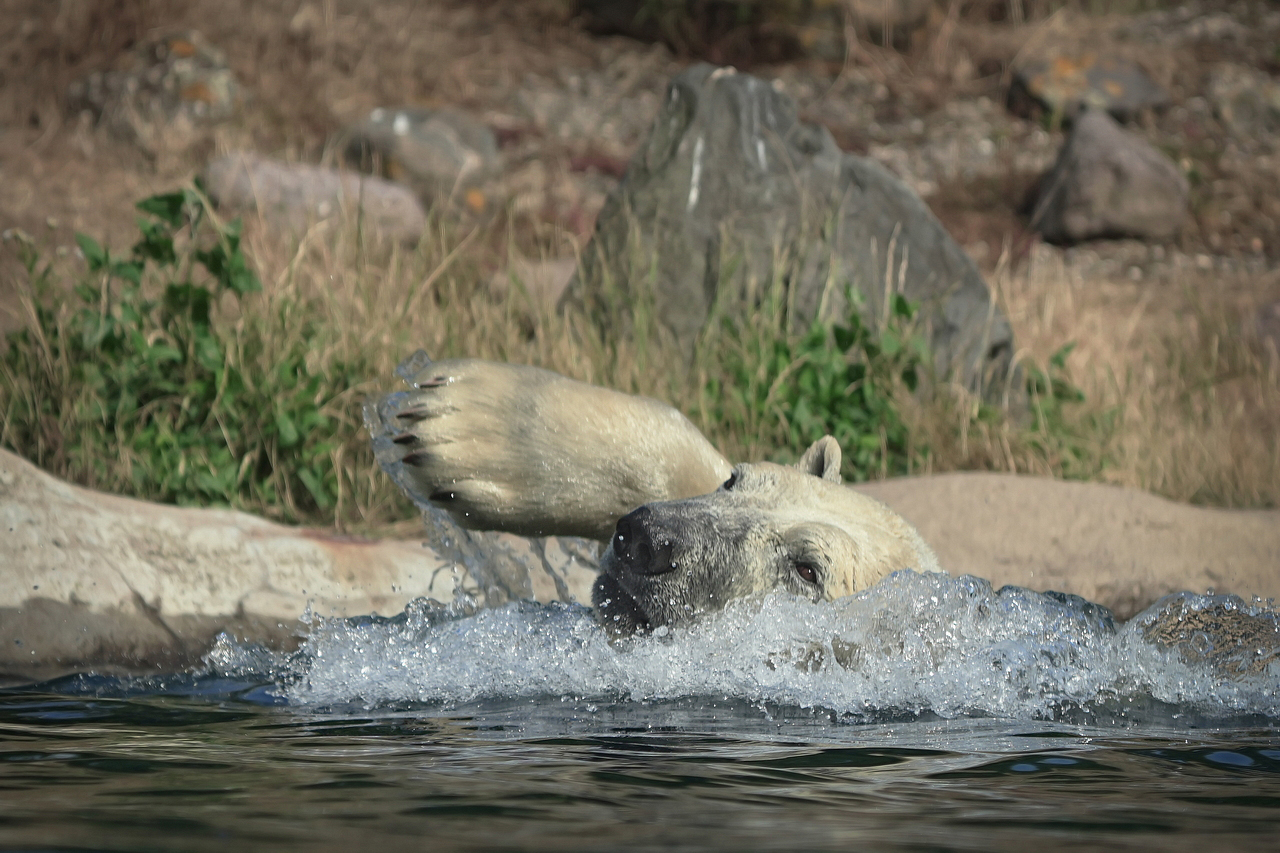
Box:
375 356 938 636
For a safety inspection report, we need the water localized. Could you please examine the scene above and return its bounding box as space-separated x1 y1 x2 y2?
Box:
2 572 1278 851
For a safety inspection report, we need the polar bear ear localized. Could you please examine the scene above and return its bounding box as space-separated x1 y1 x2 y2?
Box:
797 436 843 484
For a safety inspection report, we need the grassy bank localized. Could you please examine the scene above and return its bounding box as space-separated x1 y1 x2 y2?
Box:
2 190 1277 532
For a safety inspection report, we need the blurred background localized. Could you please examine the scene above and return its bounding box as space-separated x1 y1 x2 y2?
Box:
1 0 1277 532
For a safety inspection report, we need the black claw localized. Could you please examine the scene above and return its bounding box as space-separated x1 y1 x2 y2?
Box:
401 450 430 467
391 432 419 446
429 488 457 502
395 406 430 423
418 375 449 388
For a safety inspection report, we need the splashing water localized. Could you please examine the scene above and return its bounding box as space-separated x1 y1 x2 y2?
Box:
204 571 1280 724
338 352 1279 724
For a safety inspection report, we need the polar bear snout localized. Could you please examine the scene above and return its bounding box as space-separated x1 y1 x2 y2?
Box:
612 507 679 576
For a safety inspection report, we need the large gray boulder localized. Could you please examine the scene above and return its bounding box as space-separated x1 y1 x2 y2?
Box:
1030 109 1188 243
562 64 1015 397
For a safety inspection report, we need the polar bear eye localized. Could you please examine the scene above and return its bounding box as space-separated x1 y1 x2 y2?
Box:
794 562 820 586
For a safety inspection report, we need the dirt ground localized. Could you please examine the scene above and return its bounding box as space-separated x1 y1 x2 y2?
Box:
5 2 1279 254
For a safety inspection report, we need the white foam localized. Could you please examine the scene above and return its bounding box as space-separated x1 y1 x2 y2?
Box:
206 572 1280 722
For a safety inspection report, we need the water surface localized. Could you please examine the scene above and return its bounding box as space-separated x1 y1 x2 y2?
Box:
3 572 1278 851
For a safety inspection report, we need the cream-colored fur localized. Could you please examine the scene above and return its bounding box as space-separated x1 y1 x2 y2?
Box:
379 358 938 633
385 358 730 540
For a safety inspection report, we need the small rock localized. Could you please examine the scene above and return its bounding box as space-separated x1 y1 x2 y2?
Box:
340 108 500 213
1031 109 1188 243
1208 63 1280 145
202 153 426 243
1009 53 1167 122
66 30 241 154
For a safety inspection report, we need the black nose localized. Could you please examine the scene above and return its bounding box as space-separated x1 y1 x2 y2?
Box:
612 506 677 576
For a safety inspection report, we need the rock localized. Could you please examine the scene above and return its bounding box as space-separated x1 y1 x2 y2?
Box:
1030 109 1189 243
340 108 500 214
0 448 596 681
202 152 428 242
562 64 1016 398
858 472 1280 621
1009 53 1168 122
6 435 1278 679
0 449 452 680
66 30 241 154
1209 63 1280 145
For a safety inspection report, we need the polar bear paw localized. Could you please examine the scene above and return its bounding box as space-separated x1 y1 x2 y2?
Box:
367 352 553 533
367 351 731 541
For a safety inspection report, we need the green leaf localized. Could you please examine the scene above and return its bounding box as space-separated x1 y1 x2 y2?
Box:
110 260 144 285
136 190 192 228
891 293 915 319
275 410 299 447
164 282 213 326
1050 342 1077 371
195 336 224 373
297 466 333 509
76 233 108 272
296 466 332 504
145 343 183 366
131 218 177 267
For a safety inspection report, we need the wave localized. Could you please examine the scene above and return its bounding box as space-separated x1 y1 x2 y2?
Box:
204 571 1280 724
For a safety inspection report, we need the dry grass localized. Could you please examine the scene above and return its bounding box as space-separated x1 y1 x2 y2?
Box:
6 185 1276 536
1014 248 1280 507
909 242 1280 507
229 203 1280 530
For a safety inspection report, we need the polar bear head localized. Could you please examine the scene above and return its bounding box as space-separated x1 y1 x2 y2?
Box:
591 437 939 636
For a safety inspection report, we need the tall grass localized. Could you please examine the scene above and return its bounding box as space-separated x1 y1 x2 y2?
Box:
905 243 1280 507
2 189 1276 536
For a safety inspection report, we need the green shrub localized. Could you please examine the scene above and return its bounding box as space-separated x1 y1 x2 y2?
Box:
1 189 368 522
1023 342 1117 481
696 289 928 482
